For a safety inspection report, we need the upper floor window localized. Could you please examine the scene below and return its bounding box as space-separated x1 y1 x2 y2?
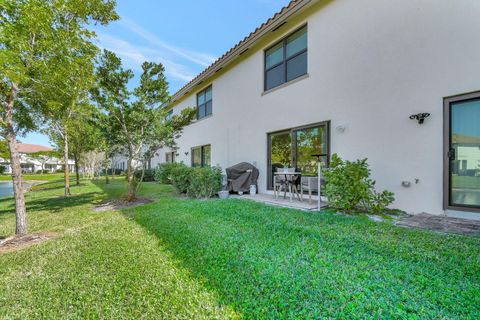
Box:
191 144 211 167
197 86 212 119
264 25 307 91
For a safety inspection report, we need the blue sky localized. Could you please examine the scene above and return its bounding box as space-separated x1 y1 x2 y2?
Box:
23 0 291 146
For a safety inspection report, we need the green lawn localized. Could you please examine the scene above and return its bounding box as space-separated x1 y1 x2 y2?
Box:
0 179 479 319
0 173 72 181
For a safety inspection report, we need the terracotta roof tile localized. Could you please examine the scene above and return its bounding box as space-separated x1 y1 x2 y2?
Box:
17 143 54 154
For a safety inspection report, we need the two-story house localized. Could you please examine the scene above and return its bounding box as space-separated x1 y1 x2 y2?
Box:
153 0 480 218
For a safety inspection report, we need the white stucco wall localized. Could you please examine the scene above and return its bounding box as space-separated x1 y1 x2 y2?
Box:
154 0 480 215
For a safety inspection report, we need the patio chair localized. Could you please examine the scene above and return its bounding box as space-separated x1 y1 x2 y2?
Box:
274 167 301 201
273 168 287 199
300 176 325 204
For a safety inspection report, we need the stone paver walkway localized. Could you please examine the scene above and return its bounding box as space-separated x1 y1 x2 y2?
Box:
395 213 480 236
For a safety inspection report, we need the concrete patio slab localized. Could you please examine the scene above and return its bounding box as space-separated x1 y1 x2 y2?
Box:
239 193 327 211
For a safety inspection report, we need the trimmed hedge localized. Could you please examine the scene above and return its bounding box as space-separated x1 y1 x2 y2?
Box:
187 166 223 199
154 162 185 184
134 169 156 182
156 163 222 198
170 164 193 194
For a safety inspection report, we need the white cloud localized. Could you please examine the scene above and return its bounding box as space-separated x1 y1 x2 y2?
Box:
98 33 196 82
119 18 217 68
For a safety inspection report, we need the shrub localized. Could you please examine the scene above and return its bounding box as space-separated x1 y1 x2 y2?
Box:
36 169 49 174
0 165 6 174
170 163 194 194
105 168 124 175
322 154 394 214
134 168 156 182
187 166 223 199
154 162 184 184
56 169 64 173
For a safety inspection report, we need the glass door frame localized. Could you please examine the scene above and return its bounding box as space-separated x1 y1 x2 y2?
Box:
267 121 330 190
443 91 480 212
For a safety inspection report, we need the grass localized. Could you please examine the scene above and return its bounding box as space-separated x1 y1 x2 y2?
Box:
0 178 479 318
0 173 72 181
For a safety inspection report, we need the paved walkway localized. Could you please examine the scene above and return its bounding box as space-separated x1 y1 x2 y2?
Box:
239 193 327 211
395 213 480 236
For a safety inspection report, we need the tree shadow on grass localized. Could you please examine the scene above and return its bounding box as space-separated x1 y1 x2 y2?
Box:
29 180 66 192
127 198 480 319
91 179 174 202
0 192 100 216
127 199 332 318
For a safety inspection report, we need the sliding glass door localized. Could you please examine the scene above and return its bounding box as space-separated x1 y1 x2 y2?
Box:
444 92 480 211
267 122 330 189
294 126 328 176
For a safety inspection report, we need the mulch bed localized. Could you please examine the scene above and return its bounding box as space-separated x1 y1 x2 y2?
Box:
0 232 58 253
93 198 153 212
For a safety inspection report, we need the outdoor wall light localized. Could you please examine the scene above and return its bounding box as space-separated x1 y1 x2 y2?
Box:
184 152 189 156
335 124 346 133
409 113 430 124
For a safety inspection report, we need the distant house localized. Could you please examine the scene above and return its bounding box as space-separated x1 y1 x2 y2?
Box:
151 0 480 217
0 143 74 174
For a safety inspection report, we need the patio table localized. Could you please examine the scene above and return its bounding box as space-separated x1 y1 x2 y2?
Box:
274 172 302 202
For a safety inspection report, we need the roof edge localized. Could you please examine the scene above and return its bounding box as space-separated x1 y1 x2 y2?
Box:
170 0 315 104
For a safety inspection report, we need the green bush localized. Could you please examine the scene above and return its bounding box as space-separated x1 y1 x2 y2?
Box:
154 162 184 184
134 169 156 182
164 163 222 198
56 169 64 173
36 169 50 174
105 168 124 175
170 163 194 194
322 154 394 214
187 166 223 199
0 165 6 174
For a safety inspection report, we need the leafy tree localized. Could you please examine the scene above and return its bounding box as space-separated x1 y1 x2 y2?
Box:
93 50 195 201
49 107 103 186
80 150 106 179
70 119 104 186
0 0 118 235
35 2 117 196
0 139 10 160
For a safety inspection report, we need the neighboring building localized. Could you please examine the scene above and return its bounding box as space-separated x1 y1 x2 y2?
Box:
153 0 480 218
0 143 74 173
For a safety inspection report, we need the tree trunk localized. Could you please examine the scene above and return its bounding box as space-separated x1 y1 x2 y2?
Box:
126 156 136 201
63 128 71 196
3 85 27 235
74 153 80 186
110 157 114 180
105 164 109 184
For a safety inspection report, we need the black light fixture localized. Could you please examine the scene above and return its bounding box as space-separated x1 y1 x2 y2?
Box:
409 113 430 124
